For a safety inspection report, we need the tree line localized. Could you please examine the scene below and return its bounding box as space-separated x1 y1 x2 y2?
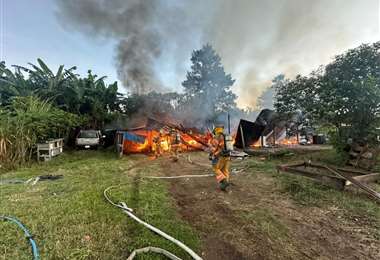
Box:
0 44 243 168
1 42 379 168
271 42 380 152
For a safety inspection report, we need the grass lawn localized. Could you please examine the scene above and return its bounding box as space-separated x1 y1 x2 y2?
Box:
271 150 377 208
0 151 200 260
1 149 379 259
251 150 380 239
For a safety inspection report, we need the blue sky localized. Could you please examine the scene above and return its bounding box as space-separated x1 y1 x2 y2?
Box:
1 0 119 85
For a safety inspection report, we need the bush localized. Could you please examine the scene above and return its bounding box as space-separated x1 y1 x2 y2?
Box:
0 96 83 168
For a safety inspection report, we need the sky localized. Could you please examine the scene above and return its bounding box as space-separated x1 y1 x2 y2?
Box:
1 0 380 108
0 0 118 84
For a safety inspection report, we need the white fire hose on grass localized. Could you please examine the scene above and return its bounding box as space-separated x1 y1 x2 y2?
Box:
104 186 203 260
104 156 247 259
127 247 182 260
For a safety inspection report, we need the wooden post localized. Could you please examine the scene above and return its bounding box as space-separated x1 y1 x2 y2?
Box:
37 147 40 162
296 126 300 143
118 133 124 158
239 125 246 149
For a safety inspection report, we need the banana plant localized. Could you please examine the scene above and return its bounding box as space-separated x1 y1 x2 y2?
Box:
0 62 33 105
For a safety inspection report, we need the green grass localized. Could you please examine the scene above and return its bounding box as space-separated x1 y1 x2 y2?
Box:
247 150 380 240
277 173 380 239
0 151 200 259
2 148 379 259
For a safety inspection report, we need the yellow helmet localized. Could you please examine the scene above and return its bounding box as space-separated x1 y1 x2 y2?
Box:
213 125 224 135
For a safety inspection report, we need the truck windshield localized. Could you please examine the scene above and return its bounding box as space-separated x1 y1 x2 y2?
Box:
79 131 98 138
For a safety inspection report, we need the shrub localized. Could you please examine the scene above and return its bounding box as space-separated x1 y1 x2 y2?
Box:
0 96 83 168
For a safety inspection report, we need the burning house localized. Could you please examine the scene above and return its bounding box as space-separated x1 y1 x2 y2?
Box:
114 108 316 157
116 117 208 156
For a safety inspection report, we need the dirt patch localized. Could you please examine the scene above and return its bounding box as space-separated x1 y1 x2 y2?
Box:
154 152 380 260
202 236 247 260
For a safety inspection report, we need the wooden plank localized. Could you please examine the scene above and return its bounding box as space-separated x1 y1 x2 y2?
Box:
279 162 380 202
239 125 246 149
351 173 380 184
277 165 346 190
320 164 380 203
306 163 375 177
337 167 376 176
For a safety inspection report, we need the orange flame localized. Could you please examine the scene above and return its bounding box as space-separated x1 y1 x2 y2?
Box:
250 140 262 148
122 129 205 154
277 136 298 146
249 136 299 148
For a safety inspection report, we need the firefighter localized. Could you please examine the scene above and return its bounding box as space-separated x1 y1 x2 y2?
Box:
152 135 161 158
155 128 172 157
170 130 181 161
209 125 231 191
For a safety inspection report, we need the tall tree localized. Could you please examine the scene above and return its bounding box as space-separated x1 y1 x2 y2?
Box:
181 44 236 126
274 42 380 150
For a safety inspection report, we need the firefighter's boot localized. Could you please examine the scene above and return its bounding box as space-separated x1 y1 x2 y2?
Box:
219 179 229 191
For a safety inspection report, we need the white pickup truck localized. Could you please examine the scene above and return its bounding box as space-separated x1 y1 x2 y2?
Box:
75 130 103 149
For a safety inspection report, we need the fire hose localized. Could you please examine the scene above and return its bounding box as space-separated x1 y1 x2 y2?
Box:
144 156 246 179
0 215 40 260
127 247 182 260
103 186 203 260
105 156 247 259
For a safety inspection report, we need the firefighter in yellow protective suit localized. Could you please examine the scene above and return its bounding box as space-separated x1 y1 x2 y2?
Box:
153 129 164 157
170 130 181 161
152 135 161 158
209 126 231 191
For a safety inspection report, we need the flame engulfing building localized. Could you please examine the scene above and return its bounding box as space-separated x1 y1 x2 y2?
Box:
116 117 207 155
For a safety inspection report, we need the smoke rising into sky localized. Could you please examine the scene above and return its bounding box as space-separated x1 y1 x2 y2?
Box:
55 0 379 107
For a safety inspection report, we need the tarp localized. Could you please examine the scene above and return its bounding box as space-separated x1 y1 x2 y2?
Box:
123 132 146 144
122 129 154 153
